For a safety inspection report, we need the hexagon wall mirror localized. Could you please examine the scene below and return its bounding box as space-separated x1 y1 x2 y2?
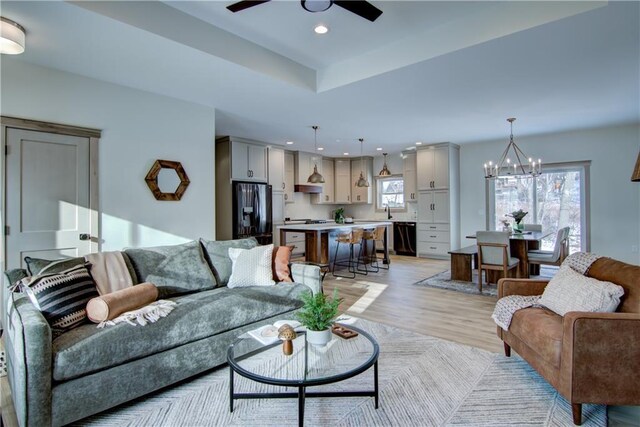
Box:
145 160 190 201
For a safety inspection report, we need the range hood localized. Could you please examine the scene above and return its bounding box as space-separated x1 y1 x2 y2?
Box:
294 151 323 193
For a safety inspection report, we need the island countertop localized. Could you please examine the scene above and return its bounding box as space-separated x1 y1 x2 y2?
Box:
276 221 392 232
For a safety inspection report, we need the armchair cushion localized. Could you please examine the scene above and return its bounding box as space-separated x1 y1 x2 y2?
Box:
539 266 624 316
509 307 563 368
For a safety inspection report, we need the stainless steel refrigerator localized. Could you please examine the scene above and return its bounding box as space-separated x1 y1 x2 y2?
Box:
232 181 273 245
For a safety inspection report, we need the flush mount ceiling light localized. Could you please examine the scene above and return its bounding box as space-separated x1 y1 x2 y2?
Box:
376 147 383 151
286 141 294 145
484 118 541 179
0 17 26 55
415 141 423 145
343 152 349 156
378 153 392 176
355 138 370 187
307 125 325 184
314 24 329 34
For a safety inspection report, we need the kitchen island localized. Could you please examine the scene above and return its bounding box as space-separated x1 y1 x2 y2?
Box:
277 222 392 266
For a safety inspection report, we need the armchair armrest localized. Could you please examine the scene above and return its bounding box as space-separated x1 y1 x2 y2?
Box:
497 278 549 298
4 293 53 427
560 311 640 405
290 262 322 295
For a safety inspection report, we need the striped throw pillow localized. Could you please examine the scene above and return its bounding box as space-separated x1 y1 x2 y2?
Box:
19 264 99 332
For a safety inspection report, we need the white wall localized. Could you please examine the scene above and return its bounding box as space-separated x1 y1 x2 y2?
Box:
460 123 640 264
0 59 216 251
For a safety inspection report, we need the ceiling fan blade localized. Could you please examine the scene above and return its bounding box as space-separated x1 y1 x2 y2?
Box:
333 1 382 22
227 0 271 13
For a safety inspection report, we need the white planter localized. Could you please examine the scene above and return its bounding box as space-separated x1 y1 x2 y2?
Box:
306 328 332 346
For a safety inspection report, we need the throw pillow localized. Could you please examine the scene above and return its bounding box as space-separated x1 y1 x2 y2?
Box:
199 237 259 286
539 265 625 316
24 256 85 276
18 264 99 332
86 282 158 323
272 245 294 282
227 244 275 288
124 241 216 297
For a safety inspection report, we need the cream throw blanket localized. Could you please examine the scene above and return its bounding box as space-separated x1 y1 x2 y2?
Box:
85 252 134 295
97 300 177 328
492 252 602 330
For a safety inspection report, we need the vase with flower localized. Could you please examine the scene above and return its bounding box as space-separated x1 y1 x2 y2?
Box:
506 209 528 233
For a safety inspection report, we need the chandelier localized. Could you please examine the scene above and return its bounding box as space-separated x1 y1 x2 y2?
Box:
484 118 541 179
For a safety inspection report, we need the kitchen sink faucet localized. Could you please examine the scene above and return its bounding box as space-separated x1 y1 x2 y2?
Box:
385 204 393 220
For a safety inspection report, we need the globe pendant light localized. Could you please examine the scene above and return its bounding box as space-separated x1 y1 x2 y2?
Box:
379 153 392 176
307 125 325 184
355 138 370 187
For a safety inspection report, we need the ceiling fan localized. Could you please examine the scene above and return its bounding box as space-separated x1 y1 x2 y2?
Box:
227 1 383 23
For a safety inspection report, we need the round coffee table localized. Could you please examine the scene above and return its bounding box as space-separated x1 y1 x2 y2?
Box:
227 324 379 427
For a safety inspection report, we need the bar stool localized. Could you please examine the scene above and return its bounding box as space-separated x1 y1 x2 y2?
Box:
362 226 389 272
331 228 367 278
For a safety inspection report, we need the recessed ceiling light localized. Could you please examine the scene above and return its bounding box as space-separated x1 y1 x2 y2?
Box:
376 147 383 151
286 141 294 145
317 147 324 151
415 141 423 145
314 24 329 35
343 152 349 156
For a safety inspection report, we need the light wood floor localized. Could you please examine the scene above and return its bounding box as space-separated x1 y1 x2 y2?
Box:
321 254 504 353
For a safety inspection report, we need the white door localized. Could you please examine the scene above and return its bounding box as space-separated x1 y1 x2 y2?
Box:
268 147 285 192
418 191 433 223
403 153 417 202
5 129 93 269
231 142 249 180
417 149 434 190
432 190 450 223
284 152 295 203
334 159 351 203
322 158 334 203
433 147 450 189
248 144 268 182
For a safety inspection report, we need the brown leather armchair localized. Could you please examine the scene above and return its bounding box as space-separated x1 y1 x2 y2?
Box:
497 257 640 425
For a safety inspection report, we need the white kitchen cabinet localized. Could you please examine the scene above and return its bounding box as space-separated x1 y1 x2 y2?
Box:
311 158 335 204
418 190 449 223
416 143 460 258
334 159 351 204
417 146 449 190
284 152 295 203
272 192 285 236
230 140 268 182
285 231 306 258
268 147 285 192
294 151 323 187
351 157 373 204
403 152 417 202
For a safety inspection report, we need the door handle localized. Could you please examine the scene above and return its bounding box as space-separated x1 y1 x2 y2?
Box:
282 182 285 189
284 194 288 200
247 170 251 177
79 233 91 241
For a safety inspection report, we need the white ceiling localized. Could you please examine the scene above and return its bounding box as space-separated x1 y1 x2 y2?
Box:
1 1 638 157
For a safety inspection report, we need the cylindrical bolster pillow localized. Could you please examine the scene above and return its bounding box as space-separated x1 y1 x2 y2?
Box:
86 282 158 323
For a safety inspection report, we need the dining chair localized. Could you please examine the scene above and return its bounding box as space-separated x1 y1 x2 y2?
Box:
522 224 542 232
476 231 520 292
527 227 571 267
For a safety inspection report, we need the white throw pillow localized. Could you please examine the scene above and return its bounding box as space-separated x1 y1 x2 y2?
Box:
227 244 275 288
539 265 624 316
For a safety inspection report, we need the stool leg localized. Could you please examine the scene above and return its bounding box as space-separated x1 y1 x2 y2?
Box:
332 240 355 279
355 242 368 275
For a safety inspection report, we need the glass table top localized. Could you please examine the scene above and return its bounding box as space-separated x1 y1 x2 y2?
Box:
227 325 379 387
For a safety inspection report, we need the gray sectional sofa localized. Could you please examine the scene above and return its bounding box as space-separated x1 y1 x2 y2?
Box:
2 238 321 426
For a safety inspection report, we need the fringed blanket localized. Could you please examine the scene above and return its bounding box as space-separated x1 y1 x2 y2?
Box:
491 252 602 331
97 300 177 328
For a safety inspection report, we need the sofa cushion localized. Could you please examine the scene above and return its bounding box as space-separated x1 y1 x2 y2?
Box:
199 238 258 286
24 256 85 276
124 241 215 297
228 244 275 288
509 307 563 368
272 246 294 282
51 283 307 381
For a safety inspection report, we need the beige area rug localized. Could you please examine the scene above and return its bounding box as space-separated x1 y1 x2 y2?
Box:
76 318 605 426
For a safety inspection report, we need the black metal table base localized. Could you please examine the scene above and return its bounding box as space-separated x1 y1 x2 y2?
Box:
230 361 379 427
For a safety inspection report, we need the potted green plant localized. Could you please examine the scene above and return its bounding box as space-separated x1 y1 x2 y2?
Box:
334 207 345 224
296 289 343 346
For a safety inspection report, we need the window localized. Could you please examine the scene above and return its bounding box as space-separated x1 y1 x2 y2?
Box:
488 162 590 254
376 176 404 210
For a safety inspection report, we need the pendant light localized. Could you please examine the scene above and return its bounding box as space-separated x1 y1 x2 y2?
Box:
307 125 325 184
0 17 26 55
484 118 541 179
355 138 370 187
379 153 392 176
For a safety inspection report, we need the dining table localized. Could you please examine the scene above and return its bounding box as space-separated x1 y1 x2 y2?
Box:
466 231 552 279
